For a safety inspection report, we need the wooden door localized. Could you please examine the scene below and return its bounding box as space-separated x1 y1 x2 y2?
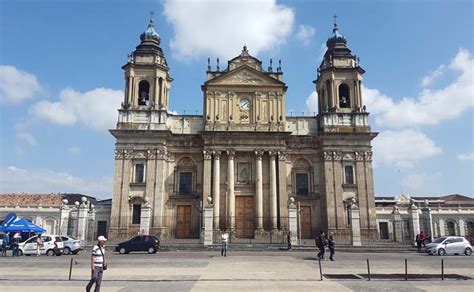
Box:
176 205 192 238
300 206 312 239
235 196 254 238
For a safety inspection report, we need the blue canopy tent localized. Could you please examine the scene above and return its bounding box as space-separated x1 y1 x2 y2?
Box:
2 218 46 233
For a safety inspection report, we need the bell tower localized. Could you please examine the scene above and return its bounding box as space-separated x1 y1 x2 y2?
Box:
315 17 365 120
119 15 173 127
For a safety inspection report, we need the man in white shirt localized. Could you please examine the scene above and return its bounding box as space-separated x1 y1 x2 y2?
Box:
86 236 107 292
221 231 229 257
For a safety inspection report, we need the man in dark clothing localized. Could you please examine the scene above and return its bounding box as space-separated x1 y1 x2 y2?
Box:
287 231 292 251
328 235 335 261
316 231 326 259
416 234 421 252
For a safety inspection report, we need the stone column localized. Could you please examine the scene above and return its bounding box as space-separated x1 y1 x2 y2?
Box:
140 197 152 235
203 197 214 246
269 151 278 230
392 205 403 243
77 197 89 241
59 200 71 236
408 202 420 246
227 150 235 232
277 152 288 230
420 201 434 238
438 218 445 237
288 197 298 246
348 200 362 246
458 219 465 236
202 150 212 234
87 205 96 243
255 150 264 230
213 151 221 230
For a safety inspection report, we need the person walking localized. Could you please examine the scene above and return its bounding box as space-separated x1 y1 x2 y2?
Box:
221 231 229 257
86 236 108 292
12 232 21 257
2 232 10 257
36 233 43 256
287 231 292 251
419 230 426 247
317 231 326 259
415 233 421 252
328 235 335 261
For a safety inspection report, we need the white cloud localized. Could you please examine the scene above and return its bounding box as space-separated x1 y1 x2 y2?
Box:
403 171 442 194
373 129 442 168
421 64 445 87
0 166 113 198
16 132 38 146
163 0 294 60
296 25 315 45
0 65 43 103
457 152 474 161
305 91 318 113
364 49 474 129
31 87 123 131
67 146 81 155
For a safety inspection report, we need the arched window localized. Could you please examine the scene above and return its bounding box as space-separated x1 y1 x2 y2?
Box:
338 83 351 108
130 197 143 225
446 221 456 236
466 221 474 238
292 158 312 197
138 80 150 106
175 157 196 196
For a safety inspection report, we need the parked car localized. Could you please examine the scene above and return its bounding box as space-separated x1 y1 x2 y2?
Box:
115 235 160 254
425 236 472 256
19 234 64 256
61 236 84 255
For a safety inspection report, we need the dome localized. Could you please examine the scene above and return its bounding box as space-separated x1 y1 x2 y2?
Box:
326 22 347 47
140 18 161 44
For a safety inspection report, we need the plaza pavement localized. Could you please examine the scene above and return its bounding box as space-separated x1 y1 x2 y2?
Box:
0 250 472 291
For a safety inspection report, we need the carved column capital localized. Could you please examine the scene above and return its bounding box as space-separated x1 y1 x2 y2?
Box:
203 150 212 160
277 151 287 161
332 151 342 161
355 151 364 161
268 150 277 160
124 150 134 159
364 151 373 161
114 149 124 159
156 149 167 160
322 151 332 161
213 150 222 159
254 149 264 159
227 150 236 160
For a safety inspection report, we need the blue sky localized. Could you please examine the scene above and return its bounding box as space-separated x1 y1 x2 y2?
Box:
0 0 473 198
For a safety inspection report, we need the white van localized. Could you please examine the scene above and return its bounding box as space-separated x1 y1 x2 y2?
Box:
19 235 64 256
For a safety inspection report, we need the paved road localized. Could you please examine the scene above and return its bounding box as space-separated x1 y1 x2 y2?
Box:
0 250 472 291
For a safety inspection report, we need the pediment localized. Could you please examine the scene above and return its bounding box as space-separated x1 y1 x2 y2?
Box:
206 66 285 86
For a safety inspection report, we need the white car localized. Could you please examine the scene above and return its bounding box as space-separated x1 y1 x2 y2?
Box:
61 236 84 255
425 236 472 256
19 235 64 256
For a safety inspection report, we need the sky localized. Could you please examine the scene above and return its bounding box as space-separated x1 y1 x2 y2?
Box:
0 0 473 199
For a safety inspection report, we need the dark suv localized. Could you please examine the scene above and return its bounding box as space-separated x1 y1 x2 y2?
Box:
115 235 160 254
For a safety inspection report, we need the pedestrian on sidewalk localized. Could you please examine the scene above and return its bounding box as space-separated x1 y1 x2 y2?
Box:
86 236 108 292
315 231 326 259
416 233 421 252
36 233 43 256
221 231 229 257
419 230 426 247
328 235 335 261
12 232 21 257
2 232 10 257
287 231 292 251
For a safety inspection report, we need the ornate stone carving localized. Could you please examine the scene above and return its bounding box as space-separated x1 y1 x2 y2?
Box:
268 151 276 160
277 151 287 161
114 149 124 159
364 151 373 161
133 151 147 159
212 150 221 159
342 152 355 161
124 150 134 159
332 151 342 161
254 149 264 159
323 151 332 161
227 150 235 160
177 157 195 167
147 149 156 159
355 152 363 161
293 158 310 168
203 150 212 160
156 149 167 160
227 71 263 84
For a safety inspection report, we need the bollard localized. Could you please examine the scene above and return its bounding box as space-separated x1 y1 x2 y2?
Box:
318 258 323 281
405 259 408 281
68 258 73 280
441 259 444 281
367 259 371 281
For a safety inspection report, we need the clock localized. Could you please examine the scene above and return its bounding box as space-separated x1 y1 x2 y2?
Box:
239 98 250 111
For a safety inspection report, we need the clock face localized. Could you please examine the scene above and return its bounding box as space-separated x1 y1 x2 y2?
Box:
240 98 250 111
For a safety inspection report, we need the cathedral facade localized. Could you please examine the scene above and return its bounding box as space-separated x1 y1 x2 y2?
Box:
108 18 378 244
